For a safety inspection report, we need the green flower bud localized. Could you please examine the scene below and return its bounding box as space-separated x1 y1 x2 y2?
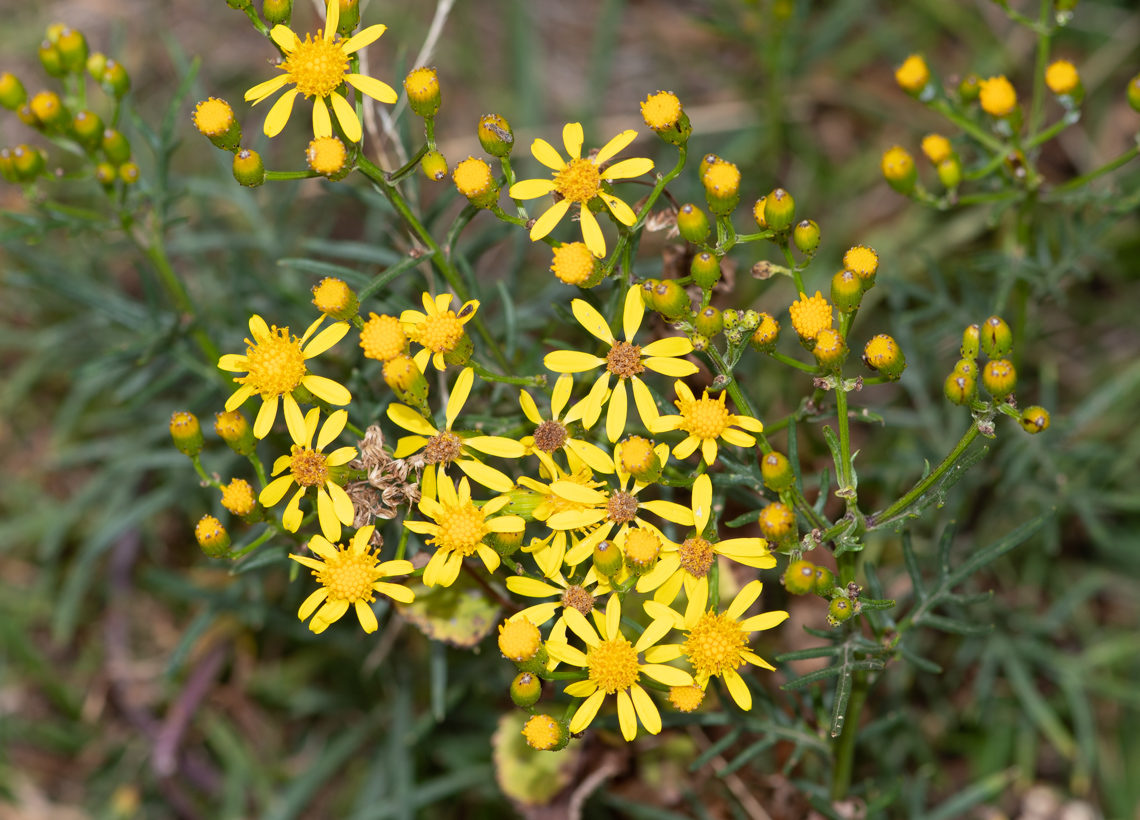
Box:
652 280 689 320
639 279 661 311
831 270 863 313
94 161 117 187
193 98 242 151
72 110 103 149
57 28 89 73
722 309 739 330
749 313 780 352
420 149 448 181
101 129 131 165
981 359 1016 398
38 41 65 78
383 354 429 409
759 502 796 543
618 436 661 484
952 358 978 378
1128 74 1140 114
764 188 795 233
813 566 836 596
692 305 723 338
980 315 1013 358
740 310 760 332
593 539 623 577
226 0 252 8
677 203 710 243
698 153 720 181
944 372 976 406
702 159 740 216
690 252 720 290
0 73 27 111
936 156 961 189
760 451 794 492
793 219 820 254
498 618 548 674
404 67 440 118
881 146 916 194
0 149 15 184
11 145 45 182
263 0 292 26
169 411 204 456
232 148 266 187
119 161 140 184
813 328 847 369
311 277 359 321
477 113 513 157
827 597 856 626
752 196 767 229
959 73 981 102
961 324 980 359
86 52 107 82
101 59 130 98
331 0 360 36
195 515 230 558
487 528 524 558
511 672 542 708
864 334 906 380
30 91 68 130
214 410 257 456
784 560 816 595
1019 406 1050 434
452 156 499 208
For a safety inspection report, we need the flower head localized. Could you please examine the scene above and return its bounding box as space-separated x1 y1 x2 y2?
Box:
895 55 930 94
508 123 654 257
550 242 598 286
519 373 614 477
290 525 414 634
359 313 407 361
789 291 833 341
544 285 698 442
218 314 351 439
979 75 1017 117
401 292 480 372
1045 60 1080 95
651 381 764 465
243 1 396 141
640 91 682 131
259 408 358 542
645 580 788 710
403 476 525 587
546 594 693 741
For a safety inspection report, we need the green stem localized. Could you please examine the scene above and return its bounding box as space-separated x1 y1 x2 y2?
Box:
246 453 268 489
241 4 272 38
780 241 804 295
830 667 868 801
1026 0 1054 143
395 513 412 561
1026 114 1074 149
265 170 321 181
228 527 276 560
1047 143 1139 194
500 156 528 218
385 143 430 185
834 381 853 497
768 350 821 375
190 455 222 489
704 346 771 455
470 360 546 386
928 98 1009 155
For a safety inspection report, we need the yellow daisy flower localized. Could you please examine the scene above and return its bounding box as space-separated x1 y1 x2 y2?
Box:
387 366 525 500
636 474 775 605
403 475 526 588
651 380 764 465
519 373 615 477
290 525 414 634
218 314 352 440
644 580 788 711
507 123 654 258
545 285 698 443
506 571 604 670
517 465 608 578
259 407 358 542
244 0 397 142
546 594 693 741
401 292 480 372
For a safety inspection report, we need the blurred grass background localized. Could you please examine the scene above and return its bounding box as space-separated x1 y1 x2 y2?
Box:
1 0 1139 818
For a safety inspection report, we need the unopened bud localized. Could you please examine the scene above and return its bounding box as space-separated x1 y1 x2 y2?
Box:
793 219 820 254
232 148 266 187
0 73 27 111
477 113 513 157
831 270 863 313
311 277 359 321
170 411 204 456
677 202 710 243
214 410 257 456
760 451 794 492
693 306 723 338
864 334 906 380
981 359 1016 398
690 252 720 290
404 67 440 118
195 515 230 558
1019 406 1050 434
593 539 623 577
749 313 780 352
511 672 542 708
784 559 816 595
420 149 448 181
980 316 1013 358
764 188 795 233
961 324 980 359
881 146 916 194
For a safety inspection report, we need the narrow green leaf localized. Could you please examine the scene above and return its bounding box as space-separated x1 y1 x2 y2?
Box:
921 768 1018 820
919 614 993 636
999 642 1076 760
947 510 1053 587
937 521 957 579
718 736 777 776
781 665 842 690
775 645 841 662
830 668 853 737
902 530 925 601
897 642 943 674
358 251 438 301
688 726 742 772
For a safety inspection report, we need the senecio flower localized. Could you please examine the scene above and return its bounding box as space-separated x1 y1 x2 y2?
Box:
290 525 414 634
401 292 479 372
651 381 764 465
645 580 788 710
979 75 1017 117
519 373 614 476
219 314 351 439
789 291 833 341
403 476 525 587
508 123 654 258
260 408 358 542
545 285 698 442
244 0 397 142
546 594 693 741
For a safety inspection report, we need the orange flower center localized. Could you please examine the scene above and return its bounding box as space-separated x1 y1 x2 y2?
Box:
554 158 601 203
606 341 644 378
291 448 330 487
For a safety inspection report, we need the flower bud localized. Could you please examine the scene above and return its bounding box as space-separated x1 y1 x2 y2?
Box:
331 0 360 36
383 354 430 408
220 478 259 520
226 0 252 8
920 134 953 166
487 528 524 558
702 159 740 216
551 242 602 287
952 358 978 378
170 411 204 456
30 91 68 130
690 252 720 290
831 270 863 313
652 280 690 320
759 502 796 542
94 161 117 187
57 28 89 73
72 110 103 149
944 372 976 406
783 559 816 595
11 145 45 182
214 410 256 455
311 277 359 321
618 436 661 484
101 59 130 98
676 203 710 244
639 279 660 310
698 153 720 181
979 75 1017 118
306 135 350 179
511 672 542 708
593 539 623 577
961 324 980 359
477 113 513 157
937 157 961 189
195 515 230 558
16 103 38 129
959 73 981 102
827 596 856 627
404 67 440 118
668 684 705 713
452 156 499 208
38 41 65 78
232 148 266 187
521 715 569 752
881 146 916 194
760 451 794 492
895 55 930 95
0 149 14 184
692 306 723 339
119 162 140 185
193 97 241 151
764 188 795 233
86 52 107 81
99 129 130 165
980 315 1013 358
498 490 542 522
1045 60 1083 104
752 196 767 230
1019 406 1050 434
813 328 847 369
813 566 836 596
640 90 690 145
793 219 820 255
723 309 739 330
981 359 1016 398
263 0 292 26
864 334 905 380
0 73 27 111
1129 74 1140 114
498 618 548 674
740 311 760 332
749 313 780 352
420 149 448 181
623 528 660 576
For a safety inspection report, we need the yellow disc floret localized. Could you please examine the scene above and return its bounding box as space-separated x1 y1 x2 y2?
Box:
432 498 490 556
683 611 749 682
306 135 347 175
1045 60 1079 95
979 76 1017 117
640 91 682 131
618 435 655 475
404 67 439 106
789 291 833 341
290 447 330 487
554 158 601 203
311 276 356 316
498 617 542 662
453 156 494 197
551 242 597 284
669 684 705 713
193 97 234 136
758 502 795 539
281 32 349 99
239 325 307 399
895 55 930 93
587 635 640 694
414 310 466 354
360 313 407 361
624 527 660 569
522 715 564 751
319 546 379 603
221 478 257 516
844 246 878 277
678 389 730 440
702 161 741 197
921 134 953 165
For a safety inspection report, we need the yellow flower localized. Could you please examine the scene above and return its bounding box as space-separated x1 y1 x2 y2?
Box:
545 594 693 741
519 373 615 477
544 285 698 443
517 464 608 577
645 580 788 710
636 474 775 605
505 572 603 669
508 123 654 258
789 291 833 341
979 75 1017 117
219 314 352 439
1045 60 1080 95
403 476 526 587
243 0 396 142
895 55 930 94
387 366 525 499
651 381 764 465
259 408 358 542
401 292 480 372
290 525 414 634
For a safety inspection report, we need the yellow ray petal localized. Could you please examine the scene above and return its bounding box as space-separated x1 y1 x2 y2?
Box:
330 92 362 143
640 336 693 357
530 138 566 171
578 206 606 258
692 474 712 534
298 588 328 621
565 680 598 698
507 178 557 199
701 438 718 465
724 668 753 710
283 395 308 446
387 404 438 436
263 88 298 137
741 610 790 633
568 689 606 734
725 580 764 621
571 298 617 346
259 474 295 507
342 24 387 54
456 459 515 494
602 156 654 180
446 367 474 429
604 592 621 641
303 320 350 358
355 600 378 633
672 435 701 460
518 389 543 425
600 192 637 226
630 683 662 735
301 374 351 405
317 409 348 451
346 73 397 104
246 73 290 103
253 394 279 439
622 284 644 342
312 96 332 138
544 349 606 373
564 439 616 475
324 0 339 39
606 377 628 443
595 129 637 164
643 356 700 377
563 122 584 159
643 644 683 663
506 576 562 597
316 488 342 542
529 198 571 241
326 445 357 467
617 689 638 741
